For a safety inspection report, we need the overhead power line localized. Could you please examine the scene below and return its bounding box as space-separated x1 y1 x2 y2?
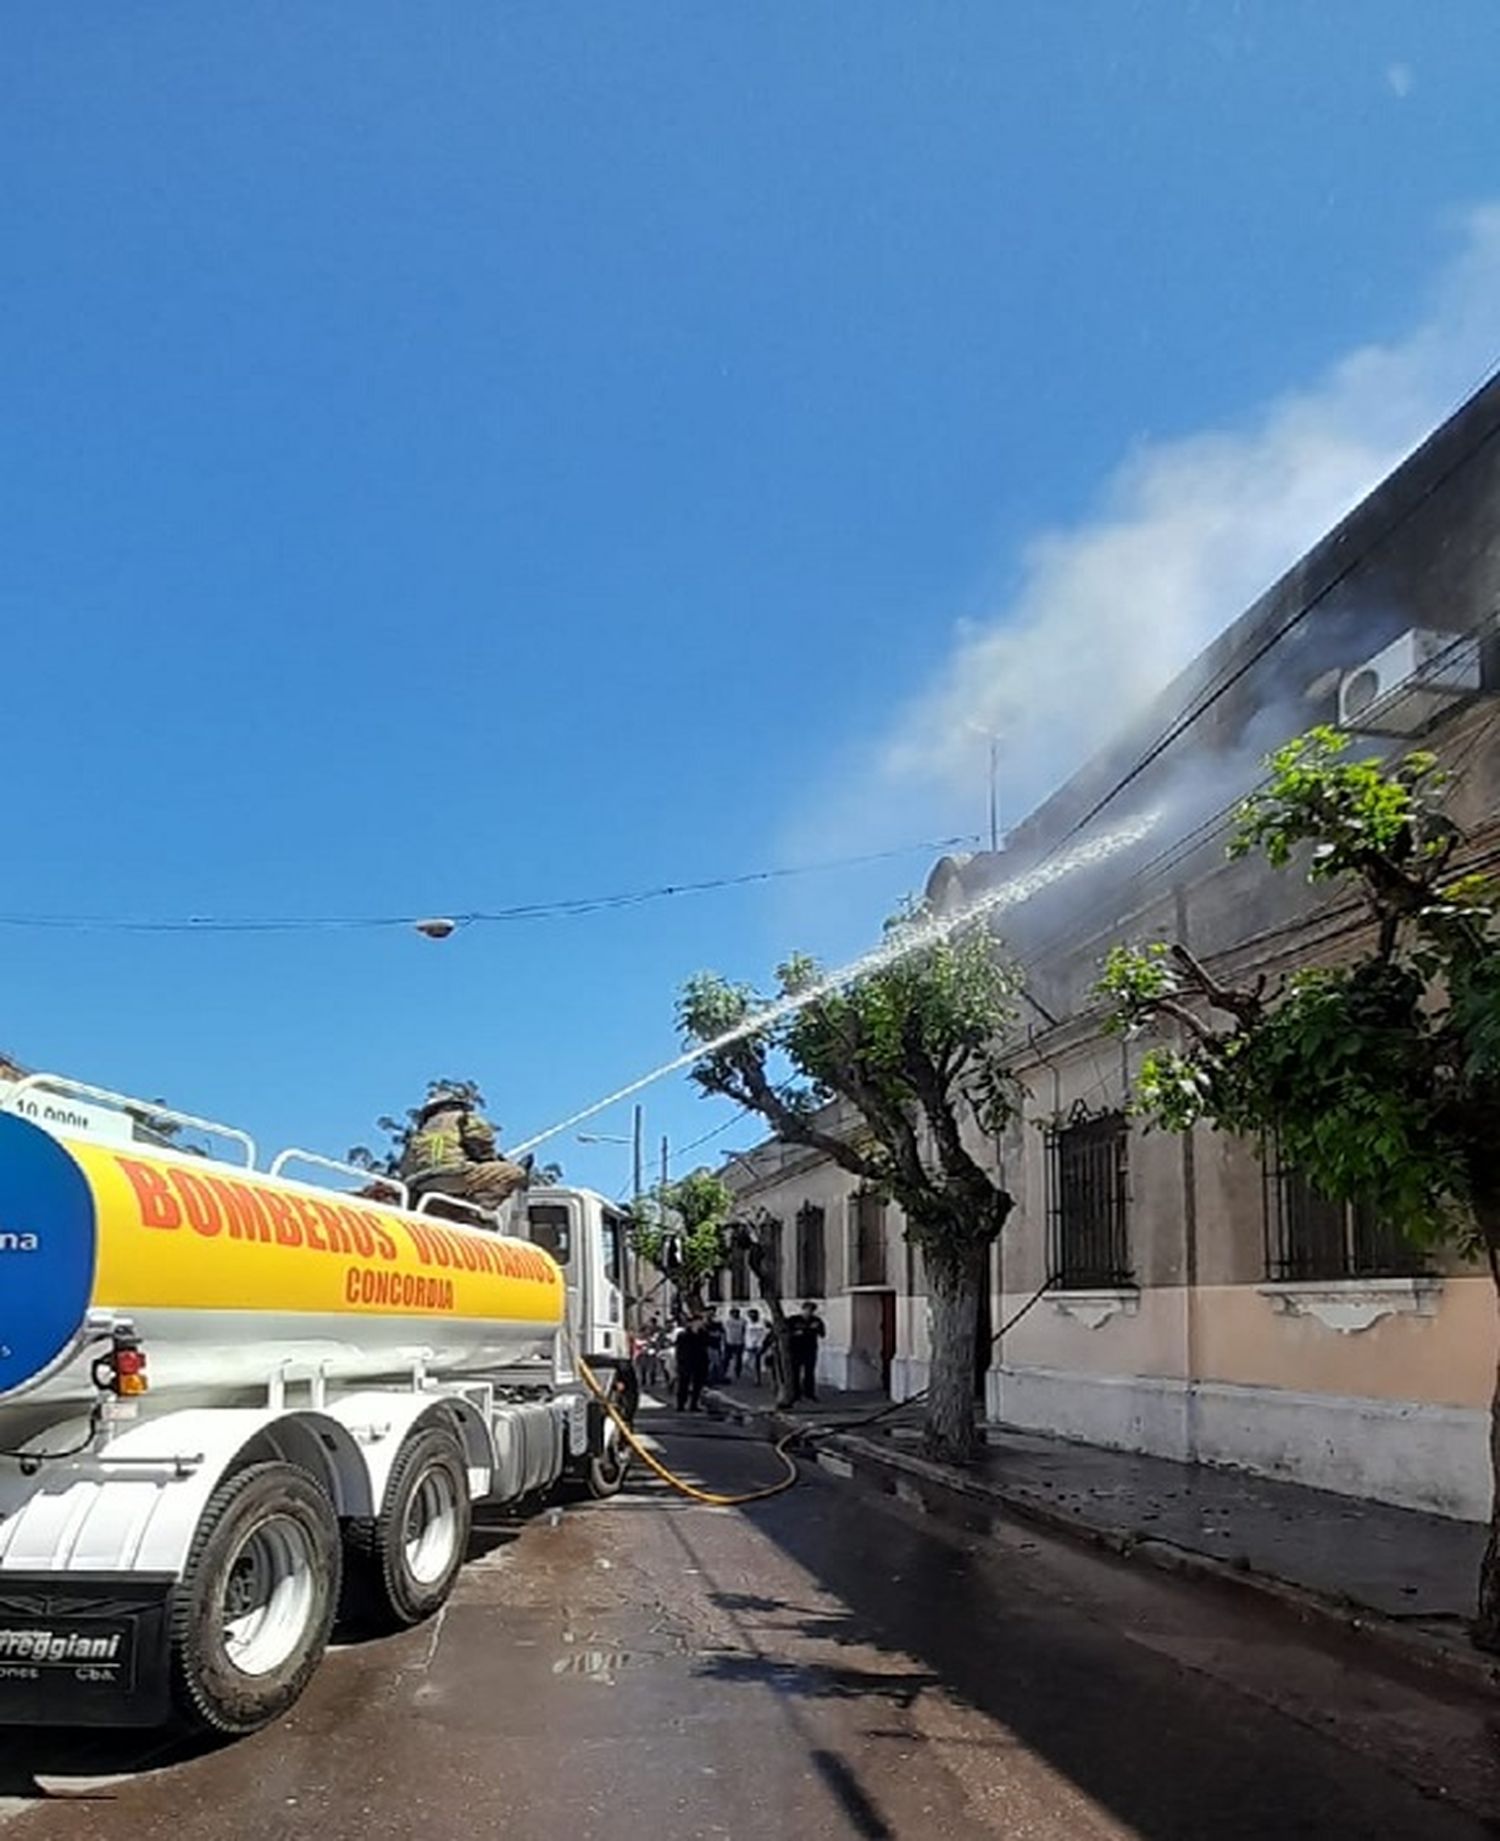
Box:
0 834 980 937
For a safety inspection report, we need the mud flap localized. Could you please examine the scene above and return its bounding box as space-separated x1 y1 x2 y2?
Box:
0 1575 174 1727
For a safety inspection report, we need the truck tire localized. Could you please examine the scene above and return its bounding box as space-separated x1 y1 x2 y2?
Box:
583 1369 635 1499
169 1461 342 1736
583 1418 630 1499
608 1360 641 1425
346 1425 472 1630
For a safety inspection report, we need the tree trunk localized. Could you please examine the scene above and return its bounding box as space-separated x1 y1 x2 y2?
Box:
742 1226 798 1410
1475 1231 1500 1654
923 1238 989 1464
766 1308 797 1411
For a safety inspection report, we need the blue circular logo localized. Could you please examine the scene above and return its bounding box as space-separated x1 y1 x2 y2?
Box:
0 1114 98 1398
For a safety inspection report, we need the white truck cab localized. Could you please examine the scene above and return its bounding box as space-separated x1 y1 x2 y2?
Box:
523 1190 631 1365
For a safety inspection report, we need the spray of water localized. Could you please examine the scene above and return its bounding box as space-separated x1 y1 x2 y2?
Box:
509 809 1159 1158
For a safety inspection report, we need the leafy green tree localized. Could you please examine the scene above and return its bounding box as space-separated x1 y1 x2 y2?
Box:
629 1167 734 1309
1098 727 1500 1652
679 911 1020 1461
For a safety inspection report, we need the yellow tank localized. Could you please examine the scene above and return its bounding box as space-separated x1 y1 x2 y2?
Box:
0 1114 566 1408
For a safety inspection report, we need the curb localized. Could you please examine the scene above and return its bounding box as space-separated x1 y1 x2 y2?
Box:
705 1391 1498 1699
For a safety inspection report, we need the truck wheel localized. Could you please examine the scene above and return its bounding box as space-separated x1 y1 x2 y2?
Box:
608 1361 641 1425
574 1364 636 1499
584 1407 632 1499
347 1425 472 1629
170 1462 341 1736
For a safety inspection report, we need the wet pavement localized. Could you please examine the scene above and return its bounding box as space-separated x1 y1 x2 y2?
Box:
717 1378 1487 1625
1 1406 1498 1839
955 1423 1489 1622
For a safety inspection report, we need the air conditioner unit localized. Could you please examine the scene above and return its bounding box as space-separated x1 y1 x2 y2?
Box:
1336 627 1482 735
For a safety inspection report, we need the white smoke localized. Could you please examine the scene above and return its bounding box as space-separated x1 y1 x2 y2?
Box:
801 206 1500 857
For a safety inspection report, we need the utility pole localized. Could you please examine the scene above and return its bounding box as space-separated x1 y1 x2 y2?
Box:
627 1105 645 1329
632 1104 644 1204
967 720 1002 853
660 1133 672 1318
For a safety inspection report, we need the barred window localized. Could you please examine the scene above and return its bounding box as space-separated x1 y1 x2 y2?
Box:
1264 1146 1423 1282
1045 1106 1132 1289
794 1203 826 1298
850 1190 888 1287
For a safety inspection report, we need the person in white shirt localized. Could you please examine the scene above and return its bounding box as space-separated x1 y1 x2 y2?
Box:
742 1308 767 1386
723 1306 747 1382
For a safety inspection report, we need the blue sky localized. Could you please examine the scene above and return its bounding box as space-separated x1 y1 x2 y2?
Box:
4 3 1500 1194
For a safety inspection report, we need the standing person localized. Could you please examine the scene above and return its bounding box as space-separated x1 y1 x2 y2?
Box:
743 1308 766 1386
674 1313 711 1413
724 1307 747 1382
635 1313 664 1392
705 1308 727 1384
790 1300 827 1403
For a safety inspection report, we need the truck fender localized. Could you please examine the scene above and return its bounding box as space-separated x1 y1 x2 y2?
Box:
319 1391 494 1507
0 1406 374 1579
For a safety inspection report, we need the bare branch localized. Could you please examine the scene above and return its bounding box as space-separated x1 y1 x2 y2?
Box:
1170 944 1264 1028
1151 995 1219 1046
700 1041 890 1188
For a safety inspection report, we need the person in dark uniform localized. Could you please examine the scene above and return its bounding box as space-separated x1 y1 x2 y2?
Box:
674 1312 712 1412
788 1300 827 1403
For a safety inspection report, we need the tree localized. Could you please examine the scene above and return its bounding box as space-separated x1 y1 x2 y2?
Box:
726 1205 798 1409
629 1167 734 1310
1097 726 1500 1652
678 909 1020 1461
348 1078 563 1187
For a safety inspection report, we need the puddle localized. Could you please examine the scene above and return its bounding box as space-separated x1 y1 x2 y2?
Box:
549 1647 655 1683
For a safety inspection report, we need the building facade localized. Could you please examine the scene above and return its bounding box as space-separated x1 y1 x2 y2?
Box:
718 375 1500 1522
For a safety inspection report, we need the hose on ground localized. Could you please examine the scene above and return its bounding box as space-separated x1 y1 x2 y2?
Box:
777 1274 1062 1442
572 1272 1060 1502
573 1343 801 1507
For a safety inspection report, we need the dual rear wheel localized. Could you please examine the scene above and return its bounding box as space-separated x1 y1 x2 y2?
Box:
170 1426 472 1735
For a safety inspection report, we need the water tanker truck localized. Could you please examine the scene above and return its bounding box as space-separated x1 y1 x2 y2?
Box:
0 1076 638 1735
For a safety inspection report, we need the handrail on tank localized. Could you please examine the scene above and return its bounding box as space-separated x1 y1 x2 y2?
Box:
5 1074 257 1168
414 1189 502 1229
268 1147 410 1209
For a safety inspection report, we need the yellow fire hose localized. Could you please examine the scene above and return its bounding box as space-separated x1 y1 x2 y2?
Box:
575 1346 802 1507
571 1278 1061 1509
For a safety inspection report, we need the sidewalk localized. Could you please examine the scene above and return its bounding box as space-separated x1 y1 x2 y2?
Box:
708 1378 1495 1688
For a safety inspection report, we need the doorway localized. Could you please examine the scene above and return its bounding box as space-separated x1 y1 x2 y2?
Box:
849 1288 897 1394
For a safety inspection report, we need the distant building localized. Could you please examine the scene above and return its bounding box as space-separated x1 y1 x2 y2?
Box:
719 373 1500 1521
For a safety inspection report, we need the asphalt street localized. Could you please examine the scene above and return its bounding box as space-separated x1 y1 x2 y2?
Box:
1 1406 1497 1840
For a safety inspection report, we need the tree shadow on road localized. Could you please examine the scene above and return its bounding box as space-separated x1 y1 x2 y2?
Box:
732 1471 1495 1840
694 1649 941 1709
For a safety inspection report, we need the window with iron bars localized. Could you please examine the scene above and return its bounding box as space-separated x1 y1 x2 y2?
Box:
760 1216 784 1297
1263 1142 1424 1282
1045 1105 1132 1289
850 1190 888 1287
794 1203 826 1299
